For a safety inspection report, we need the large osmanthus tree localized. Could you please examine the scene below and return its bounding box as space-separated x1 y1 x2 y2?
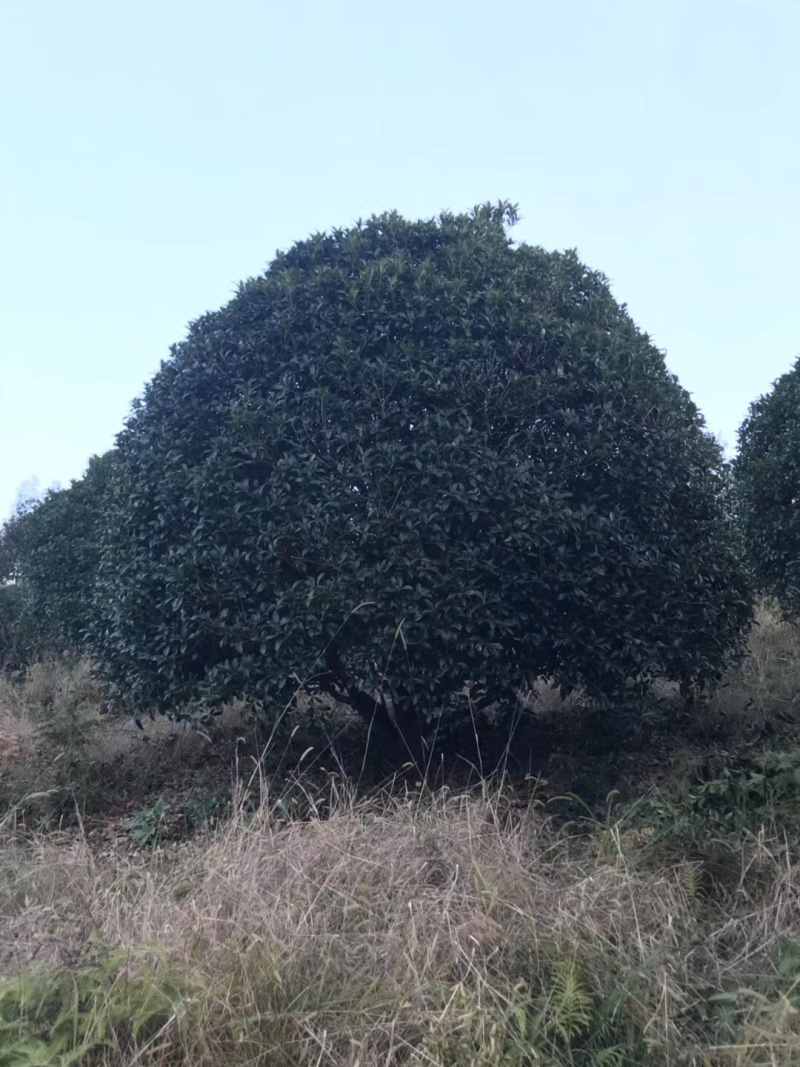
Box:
86 203 751 746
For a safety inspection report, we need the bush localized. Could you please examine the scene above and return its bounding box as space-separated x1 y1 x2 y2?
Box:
4 452 116 656
734 358 800 617
92 203 752 743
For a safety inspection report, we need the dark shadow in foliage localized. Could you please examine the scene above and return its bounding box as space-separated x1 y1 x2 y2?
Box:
91 203 752 759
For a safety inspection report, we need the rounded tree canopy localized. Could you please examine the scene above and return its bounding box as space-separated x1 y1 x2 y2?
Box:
92 204 752 735
735 357 800 616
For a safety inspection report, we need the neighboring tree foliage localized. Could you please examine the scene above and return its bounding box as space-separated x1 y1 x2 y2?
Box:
735 358 800 616
1 499 34 666
4 452 116 656
0 511 31 666
0 523 17 587
91 204 752 741
0 584 31 668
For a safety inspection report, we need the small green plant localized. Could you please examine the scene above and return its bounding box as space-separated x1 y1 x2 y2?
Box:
634 745 800 860
423 954 650 1066
523 955 650 1066
0 661 110 825
34 693 104 820
181 787 226 833
125 798 169 848
36 697 100 752
0 953 197 1067
690 939 800 1051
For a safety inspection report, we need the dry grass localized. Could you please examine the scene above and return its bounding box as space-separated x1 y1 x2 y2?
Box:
0 657 245 763
0 659 251 826
3 607 800 1064
2 783 800 1065
703 602 800 734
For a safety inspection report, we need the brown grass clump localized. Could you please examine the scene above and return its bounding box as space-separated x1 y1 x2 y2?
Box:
2 784 800 1065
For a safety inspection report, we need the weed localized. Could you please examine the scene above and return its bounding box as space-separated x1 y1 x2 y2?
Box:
636 745 800 864
181 787 227 833
0 951 199 1066
124 798 169 848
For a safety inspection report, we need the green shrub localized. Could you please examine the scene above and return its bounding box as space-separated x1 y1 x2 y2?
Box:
735 358 800 618
635 745 800 861
181 786 227 833
91 203 752 745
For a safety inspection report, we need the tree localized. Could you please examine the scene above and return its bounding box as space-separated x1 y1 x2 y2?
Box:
0 582 30 669
7 452 116 655
0 508 33 666
734 357 800 616
91 204 752 745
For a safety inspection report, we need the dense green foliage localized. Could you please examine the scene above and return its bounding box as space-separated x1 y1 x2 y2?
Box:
1 505 35 666
0 453 115 656
735 358 800 617
88 203 751 740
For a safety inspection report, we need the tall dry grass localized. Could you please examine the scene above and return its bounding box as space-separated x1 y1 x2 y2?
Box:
0 659 250 826
3 783 800 1065
701 602 800 734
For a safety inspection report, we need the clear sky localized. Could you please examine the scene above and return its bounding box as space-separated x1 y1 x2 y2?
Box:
1 0 797 519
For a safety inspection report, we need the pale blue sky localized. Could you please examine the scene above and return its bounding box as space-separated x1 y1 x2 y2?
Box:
1 0 798 519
